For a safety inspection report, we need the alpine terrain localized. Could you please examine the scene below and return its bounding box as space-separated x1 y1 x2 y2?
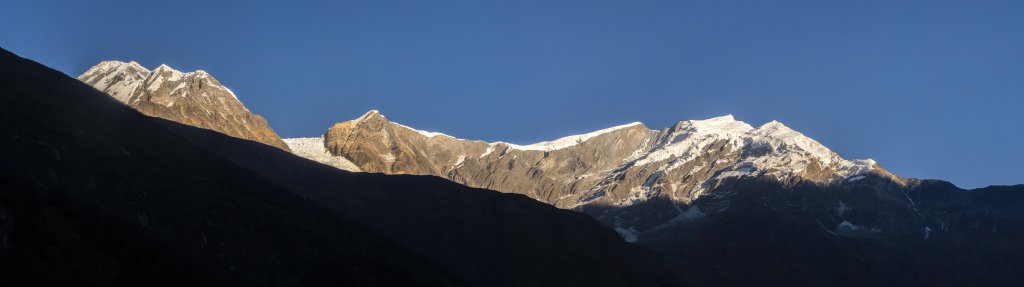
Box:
2 48 681 286
77 61 291 151
292 110 889 230
73 57 1024 286
286 110 1024 286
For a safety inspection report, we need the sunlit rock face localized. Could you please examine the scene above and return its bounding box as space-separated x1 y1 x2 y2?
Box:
314 111 885 208
79 61 291 151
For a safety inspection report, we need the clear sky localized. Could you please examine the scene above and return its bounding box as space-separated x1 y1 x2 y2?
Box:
3 0 1021 188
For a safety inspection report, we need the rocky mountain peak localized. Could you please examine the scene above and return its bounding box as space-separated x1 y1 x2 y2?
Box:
674 114 753 134
78 61 290 151
153 63 174 72
78 60 151 103
353 109 389 125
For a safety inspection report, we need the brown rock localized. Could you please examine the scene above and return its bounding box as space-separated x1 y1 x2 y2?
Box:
78 62 290 151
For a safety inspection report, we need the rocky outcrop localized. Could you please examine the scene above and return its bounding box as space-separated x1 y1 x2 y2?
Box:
78 61 291 151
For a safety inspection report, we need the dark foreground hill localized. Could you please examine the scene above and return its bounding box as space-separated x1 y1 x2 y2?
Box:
0 48 680 286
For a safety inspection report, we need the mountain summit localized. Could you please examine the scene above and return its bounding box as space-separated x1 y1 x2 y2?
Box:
78 61 290 151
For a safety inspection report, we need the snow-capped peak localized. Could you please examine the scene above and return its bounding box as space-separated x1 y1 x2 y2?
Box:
80 60 150 79
354 109 384 123
633 116 752 167
750 120 804 139
136 63 239 100
153 63 176 72
673 114 754 136
353 110 456 139
77 60 152 103
747 120 839 166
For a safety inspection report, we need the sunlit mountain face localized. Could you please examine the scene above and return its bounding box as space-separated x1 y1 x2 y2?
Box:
61 53 1024 286
3 1 1023 285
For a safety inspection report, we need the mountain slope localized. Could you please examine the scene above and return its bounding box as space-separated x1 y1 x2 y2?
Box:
2 48 680 286
78 61 290 151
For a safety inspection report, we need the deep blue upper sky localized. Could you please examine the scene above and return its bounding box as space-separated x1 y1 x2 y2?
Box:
3 0 1021 188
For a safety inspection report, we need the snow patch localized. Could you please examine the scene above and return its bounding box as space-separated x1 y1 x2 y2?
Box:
614 227 639 243
480 145 496 158
283 137 362 172
633 115 753 167
393 122 454 138
504 122 643 152
837 220 862 231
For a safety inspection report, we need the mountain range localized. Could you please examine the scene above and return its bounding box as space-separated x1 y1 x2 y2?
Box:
2 49 679 286
3 55 1021 286
280 105 1024 286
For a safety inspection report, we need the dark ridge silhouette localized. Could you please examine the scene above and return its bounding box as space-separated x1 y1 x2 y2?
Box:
581 175 1024 287
0 47 681 287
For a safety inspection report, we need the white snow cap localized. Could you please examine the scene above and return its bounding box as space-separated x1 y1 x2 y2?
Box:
630 114 876 180
84 60 148 73
676 114 754 136
77 61 152 104
502 122 645 152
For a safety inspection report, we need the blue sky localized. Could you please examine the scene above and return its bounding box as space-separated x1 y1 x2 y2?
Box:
3 0 1021 188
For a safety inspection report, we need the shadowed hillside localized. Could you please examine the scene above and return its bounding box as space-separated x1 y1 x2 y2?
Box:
0 48 681 287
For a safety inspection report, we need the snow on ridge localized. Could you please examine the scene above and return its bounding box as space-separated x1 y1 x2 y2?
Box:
84 61 149 76
351 110 382 126
352 109 643 152
78 60 152 104
221 86 239 100
630 115 877 182
354 110 457 139
632 115 752 166
137 63 239 100
79 60 150 83
332 111 878 183
679 114 754 135
393 122 455 139
747 120 838 165
502 122 644 152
